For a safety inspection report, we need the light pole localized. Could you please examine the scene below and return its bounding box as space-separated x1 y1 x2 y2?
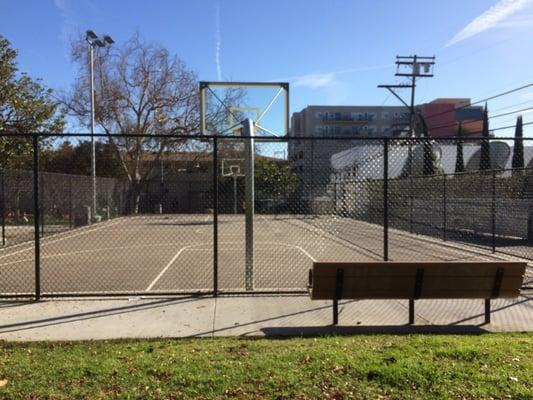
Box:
86 30 113 221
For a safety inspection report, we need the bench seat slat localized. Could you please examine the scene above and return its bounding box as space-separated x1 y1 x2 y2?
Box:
310 289 521 300
309 275 523 295
309 261 527 300
312 262 526 278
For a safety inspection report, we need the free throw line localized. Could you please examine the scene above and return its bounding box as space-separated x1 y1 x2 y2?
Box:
145 245 193 291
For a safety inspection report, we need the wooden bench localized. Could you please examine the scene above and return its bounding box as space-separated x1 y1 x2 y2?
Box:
308 262 527 325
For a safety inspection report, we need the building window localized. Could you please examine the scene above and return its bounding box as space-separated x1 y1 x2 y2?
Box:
382 112 389 120
367 126 376 134
394 111 409 120
315 112 324 119
315 125 325 135
368 112 377 121
298 151 303 159
327 126 340 135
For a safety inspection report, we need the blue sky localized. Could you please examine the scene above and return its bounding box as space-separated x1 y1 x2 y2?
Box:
2 0 533 135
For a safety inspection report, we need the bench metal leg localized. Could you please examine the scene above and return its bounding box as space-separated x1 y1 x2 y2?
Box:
408 299 415 325
333 299 338 325
485 299 491 324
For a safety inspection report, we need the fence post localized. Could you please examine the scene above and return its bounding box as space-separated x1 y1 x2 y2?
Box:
69 176 73 228
528 204 533 246
106 188 111 220
333 180 337 214
1 169 5 246
40 174 44 238
492 170 496 253
442 173 447 241
383 138 389 261
409 175 413 233
32 134 41 301
213 137 218 296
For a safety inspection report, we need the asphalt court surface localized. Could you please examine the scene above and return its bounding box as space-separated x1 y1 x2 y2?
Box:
0 214 530 295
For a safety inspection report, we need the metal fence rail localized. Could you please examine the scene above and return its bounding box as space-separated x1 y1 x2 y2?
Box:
0 133 531 298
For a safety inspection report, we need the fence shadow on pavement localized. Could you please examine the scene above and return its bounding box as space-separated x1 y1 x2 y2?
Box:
0 296 203 335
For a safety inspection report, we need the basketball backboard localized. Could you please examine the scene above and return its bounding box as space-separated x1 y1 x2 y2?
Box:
221 159 245 177
199 81 289 137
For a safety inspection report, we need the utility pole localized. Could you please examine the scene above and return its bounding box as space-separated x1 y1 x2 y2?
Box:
378 55 435 233
378 55 435 137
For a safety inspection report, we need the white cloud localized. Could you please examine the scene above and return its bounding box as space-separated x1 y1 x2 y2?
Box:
446 0 531 47
214 1 222 81
283 63 392 90
53 0 79 56
293 73 336 88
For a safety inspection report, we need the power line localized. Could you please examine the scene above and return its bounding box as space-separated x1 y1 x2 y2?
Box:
491 98 533 113
425 120 533 138
421 82 533 123
425 105 533 132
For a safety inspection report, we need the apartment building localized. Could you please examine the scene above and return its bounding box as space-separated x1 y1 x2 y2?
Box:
288 105 410 206
420 98 483 138
290 105 410 138
288 100 483 209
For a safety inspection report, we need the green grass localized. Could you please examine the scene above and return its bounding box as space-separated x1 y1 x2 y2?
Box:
0 334 532 399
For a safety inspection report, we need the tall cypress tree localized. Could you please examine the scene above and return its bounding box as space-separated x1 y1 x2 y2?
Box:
512 115 524 170
455 122 465 173
479 103 491 170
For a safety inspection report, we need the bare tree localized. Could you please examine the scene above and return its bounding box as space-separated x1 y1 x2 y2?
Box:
64 33 240 212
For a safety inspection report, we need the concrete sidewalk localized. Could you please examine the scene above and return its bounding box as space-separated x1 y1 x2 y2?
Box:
0 293 532 341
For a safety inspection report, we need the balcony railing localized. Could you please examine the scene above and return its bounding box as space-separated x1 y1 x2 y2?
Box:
321 115 376 123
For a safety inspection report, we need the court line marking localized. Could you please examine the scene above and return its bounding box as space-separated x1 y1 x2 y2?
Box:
145 245 194 291
0 219 123 260
0 241 184 267
0 217 128 255
145 240 316 292
327 215 525 262
195 214 212 233
280 217 383 260
183 240 317 262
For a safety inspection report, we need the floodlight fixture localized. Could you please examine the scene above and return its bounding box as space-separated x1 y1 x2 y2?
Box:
103 35 114 44
86 30 97 40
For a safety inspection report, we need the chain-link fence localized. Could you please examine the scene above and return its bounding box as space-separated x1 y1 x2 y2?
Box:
0 133 531 298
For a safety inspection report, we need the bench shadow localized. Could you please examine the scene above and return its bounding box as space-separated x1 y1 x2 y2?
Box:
260 325 489 336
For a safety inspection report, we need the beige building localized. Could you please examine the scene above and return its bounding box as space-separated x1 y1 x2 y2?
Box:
290 105 410 138
288 105 410 207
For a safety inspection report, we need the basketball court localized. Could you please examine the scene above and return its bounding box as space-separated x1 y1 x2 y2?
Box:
1 213 526 297
0 80 531 298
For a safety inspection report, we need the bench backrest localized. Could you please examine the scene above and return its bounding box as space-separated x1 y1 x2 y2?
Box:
309 262 527 300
